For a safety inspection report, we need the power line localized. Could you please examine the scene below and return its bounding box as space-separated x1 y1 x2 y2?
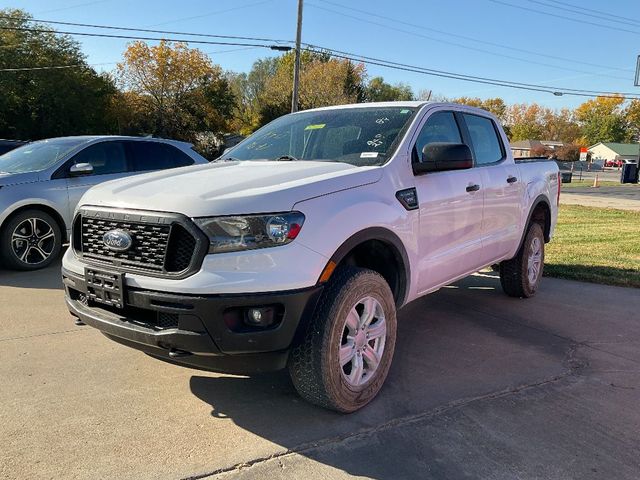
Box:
0 25 289 49
36 0 110 15
303 44 640 99
147 0 274 28
307 1 632 82
542 0 640 24
489 0 640 36
314 0 633 74
3 21 637 98
526 0 640 28
0 15 292 45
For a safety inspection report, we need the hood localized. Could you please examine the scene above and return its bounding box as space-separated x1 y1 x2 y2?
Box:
79 161 382 217
0 171 40 187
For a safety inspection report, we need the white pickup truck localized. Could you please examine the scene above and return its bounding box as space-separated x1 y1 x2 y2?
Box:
62 101 560 412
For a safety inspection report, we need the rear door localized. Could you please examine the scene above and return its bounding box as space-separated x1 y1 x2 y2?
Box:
413 110 485 293
462 113 522 263
64 141 131 218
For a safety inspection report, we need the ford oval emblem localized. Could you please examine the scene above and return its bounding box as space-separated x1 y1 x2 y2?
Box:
103 229 133 252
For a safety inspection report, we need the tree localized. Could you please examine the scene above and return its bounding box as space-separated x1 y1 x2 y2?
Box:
115 40 234 140
0 9 116 139
255 51 367 127
452 97 507 124
555 144 581 161
575 96 628 145
624 99 640 142
365 77 413 102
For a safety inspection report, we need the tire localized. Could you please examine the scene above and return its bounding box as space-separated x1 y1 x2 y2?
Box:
0 209 62 271
288 266 397 413
499 222 545 298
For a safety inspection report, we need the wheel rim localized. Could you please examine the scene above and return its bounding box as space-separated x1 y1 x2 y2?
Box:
339 296 387 387
527 236 542 286
11 218 56 265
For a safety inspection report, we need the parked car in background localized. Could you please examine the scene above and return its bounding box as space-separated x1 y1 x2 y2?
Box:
0 139 28 156
0 136 208 270
604 159 624 168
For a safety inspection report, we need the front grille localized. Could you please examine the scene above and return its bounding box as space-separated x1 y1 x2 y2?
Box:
81 217 170 271
74 208 207 278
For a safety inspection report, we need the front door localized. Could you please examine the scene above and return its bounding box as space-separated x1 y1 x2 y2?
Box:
412 110 485 294
65 141 131 218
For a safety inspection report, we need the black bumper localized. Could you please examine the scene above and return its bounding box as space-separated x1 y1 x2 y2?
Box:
62 268 322 374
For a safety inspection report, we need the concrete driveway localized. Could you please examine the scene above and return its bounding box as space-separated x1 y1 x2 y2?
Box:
1 259 639 480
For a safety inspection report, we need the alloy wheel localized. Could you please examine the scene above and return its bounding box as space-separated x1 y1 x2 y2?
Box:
339 296 387 387
11 218 56 265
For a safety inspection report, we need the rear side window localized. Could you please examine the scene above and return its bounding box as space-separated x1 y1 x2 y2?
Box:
463 114 504 165
414 111 462 162
71 141 128 175
128 142 195 171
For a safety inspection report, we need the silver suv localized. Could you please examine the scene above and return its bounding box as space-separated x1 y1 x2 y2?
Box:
0 136 208 271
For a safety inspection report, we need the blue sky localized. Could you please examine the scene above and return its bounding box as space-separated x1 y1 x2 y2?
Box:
7 0 640 108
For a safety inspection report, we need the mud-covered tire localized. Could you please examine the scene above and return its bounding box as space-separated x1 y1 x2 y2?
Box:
0 209 62 271
288 266 397 413
499 222 545 298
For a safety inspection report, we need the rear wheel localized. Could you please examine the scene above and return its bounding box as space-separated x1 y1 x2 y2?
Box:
499 222 545 298
0 210 62 270
288 267 397 413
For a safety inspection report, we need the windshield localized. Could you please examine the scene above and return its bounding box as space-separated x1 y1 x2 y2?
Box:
0 138 87 174
225 106 418 167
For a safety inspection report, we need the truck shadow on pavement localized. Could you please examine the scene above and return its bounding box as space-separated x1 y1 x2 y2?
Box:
0 257 63 290
189 273 576 479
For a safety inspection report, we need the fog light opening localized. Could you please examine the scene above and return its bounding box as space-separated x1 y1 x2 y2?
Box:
245 306 276 328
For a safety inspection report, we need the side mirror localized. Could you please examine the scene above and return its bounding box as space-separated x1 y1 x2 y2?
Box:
69 163 94 177
413 143 473 175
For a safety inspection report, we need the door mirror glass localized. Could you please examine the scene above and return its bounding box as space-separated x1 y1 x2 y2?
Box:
68 162 94 177
413 143 473 175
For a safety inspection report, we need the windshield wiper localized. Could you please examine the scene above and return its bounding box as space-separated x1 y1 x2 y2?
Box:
274 155 299 161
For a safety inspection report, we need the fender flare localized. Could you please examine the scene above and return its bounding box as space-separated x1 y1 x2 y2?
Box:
326 227 411 307
515 195 551 253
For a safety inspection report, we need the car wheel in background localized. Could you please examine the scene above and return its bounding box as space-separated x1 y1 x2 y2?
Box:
0 210 62 271
499 222 545 298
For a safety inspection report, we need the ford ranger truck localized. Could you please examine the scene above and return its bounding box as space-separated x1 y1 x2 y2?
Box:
62 102 560 412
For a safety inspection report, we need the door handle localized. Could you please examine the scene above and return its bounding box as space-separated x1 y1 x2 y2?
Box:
507 176 518 184
466 184 480 192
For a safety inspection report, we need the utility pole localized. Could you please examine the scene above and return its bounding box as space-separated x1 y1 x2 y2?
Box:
291 0 303 113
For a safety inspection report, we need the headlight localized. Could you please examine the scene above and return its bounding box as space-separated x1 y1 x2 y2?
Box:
194 212 305 254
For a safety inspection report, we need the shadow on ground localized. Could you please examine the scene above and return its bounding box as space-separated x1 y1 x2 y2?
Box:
0 256 63 290
189 273 574 479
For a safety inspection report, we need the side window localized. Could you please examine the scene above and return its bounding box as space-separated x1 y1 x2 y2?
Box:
128 142 194 172
414 111 462 162
165 144 195 167
463 114 504 165
71 141 128 175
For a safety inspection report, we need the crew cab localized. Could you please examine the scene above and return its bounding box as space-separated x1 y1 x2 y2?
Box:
62 102 560 412
0 136 208 270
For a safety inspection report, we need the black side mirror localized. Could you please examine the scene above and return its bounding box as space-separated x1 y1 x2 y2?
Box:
413 143 473 175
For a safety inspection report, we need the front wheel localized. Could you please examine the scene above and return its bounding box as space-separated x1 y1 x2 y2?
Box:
0 210 62 270
499 222 545 298
288 267 397 413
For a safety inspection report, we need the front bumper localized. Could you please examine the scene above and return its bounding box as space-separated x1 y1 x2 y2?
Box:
63 268 322 374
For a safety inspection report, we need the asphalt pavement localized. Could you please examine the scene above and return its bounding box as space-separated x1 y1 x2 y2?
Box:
1 259 639 480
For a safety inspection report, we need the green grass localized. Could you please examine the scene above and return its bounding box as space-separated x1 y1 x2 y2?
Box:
561 181 639 188
545 205 640 288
